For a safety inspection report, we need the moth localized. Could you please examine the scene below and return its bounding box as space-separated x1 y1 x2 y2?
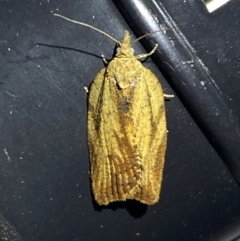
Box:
54 14 169 205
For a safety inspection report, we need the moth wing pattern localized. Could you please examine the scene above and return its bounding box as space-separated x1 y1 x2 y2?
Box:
88 60 167 205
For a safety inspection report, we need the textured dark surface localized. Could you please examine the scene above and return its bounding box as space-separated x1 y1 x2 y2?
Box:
0 0 240 241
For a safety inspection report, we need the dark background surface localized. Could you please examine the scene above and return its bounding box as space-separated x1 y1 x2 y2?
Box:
0 0 240 240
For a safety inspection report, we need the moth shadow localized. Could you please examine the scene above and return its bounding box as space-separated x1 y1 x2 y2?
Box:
36 43 104 60
91 193 148 218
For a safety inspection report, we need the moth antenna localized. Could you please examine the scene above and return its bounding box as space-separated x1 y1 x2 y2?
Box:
132 30 161 43
54 13 121 45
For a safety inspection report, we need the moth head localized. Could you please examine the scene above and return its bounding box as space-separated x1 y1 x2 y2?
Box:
116 31 135 57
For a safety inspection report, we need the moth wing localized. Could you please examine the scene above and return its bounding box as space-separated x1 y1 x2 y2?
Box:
130 68 167 204
88 67 143 205
88 66 167 205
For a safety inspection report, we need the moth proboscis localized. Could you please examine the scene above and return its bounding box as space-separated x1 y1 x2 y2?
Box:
54 13 171 205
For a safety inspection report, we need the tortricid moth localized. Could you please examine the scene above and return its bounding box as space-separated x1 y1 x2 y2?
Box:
54 14 171 205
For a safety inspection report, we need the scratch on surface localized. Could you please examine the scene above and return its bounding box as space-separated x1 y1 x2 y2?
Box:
4 148 11 162
197 58 222 95
6 91 18 98
164 61 175 72
48 81 82 113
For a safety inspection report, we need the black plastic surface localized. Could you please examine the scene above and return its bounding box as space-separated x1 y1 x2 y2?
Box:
0 0 240 240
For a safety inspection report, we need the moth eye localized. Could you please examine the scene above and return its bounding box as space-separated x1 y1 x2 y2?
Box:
130 48 134 54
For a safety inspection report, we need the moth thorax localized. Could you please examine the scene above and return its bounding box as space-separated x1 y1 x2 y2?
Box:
116 46 135 56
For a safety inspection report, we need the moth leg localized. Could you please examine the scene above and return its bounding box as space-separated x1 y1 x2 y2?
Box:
84 86 89 93
136 44 158 60
101 54 108 64
164 93 174 99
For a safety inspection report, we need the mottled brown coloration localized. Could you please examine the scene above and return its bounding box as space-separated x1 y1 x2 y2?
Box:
88 31 167 205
